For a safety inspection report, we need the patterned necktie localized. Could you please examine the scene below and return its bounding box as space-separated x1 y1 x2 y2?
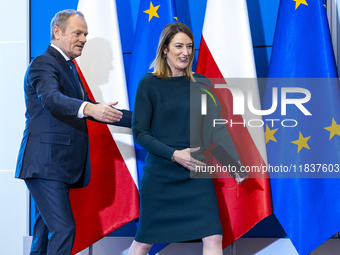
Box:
68 60 84 100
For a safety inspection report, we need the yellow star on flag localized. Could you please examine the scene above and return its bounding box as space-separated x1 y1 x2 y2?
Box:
144 1 160 22
324 118 340 140
265 124 278 144
291 132 311 153
293 0 308 10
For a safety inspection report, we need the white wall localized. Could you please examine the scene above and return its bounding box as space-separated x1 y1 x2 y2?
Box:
0 0 29 254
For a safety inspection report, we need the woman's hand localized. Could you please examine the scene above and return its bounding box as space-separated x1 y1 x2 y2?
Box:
172 147 206 171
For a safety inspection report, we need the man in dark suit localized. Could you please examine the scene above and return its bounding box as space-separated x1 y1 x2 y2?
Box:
15 9 131 255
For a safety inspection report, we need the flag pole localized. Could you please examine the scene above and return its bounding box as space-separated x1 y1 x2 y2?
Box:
88 244 93 255
230 242 236 255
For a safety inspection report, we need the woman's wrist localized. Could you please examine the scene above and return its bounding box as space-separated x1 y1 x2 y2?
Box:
171 151 177 162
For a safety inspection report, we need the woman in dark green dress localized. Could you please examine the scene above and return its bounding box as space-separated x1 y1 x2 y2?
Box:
128 22 246 255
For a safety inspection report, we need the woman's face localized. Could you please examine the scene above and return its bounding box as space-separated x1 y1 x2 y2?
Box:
163 32 193 77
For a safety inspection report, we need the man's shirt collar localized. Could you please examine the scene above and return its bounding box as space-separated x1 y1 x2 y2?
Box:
51 44 70 61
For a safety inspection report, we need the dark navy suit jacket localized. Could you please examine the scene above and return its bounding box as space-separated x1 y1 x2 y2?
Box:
15 46 131 188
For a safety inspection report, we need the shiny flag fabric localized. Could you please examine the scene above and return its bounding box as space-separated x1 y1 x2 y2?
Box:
128 0 177 109
264 0 340 254
196 0 272 248
69 0 139 253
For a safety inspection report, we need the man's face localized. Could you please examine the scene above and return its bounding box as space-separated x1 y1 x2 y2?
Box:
53 14 88 60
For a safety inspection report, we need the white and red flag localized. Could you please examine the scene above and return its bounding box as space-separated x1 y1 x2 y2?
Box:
69 0 139 253
196 0 272 248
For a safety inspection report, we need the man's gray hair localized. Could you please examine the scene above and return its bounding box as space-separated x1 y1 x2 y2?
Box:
50 9 85 41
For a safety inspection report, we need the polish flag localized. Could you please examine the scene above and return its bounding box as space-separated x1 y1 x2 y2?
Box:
196 0 273 248
69 0 139 253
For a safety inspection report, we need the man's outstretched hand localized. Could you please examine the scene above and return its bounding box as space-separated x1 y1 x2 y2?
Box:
84 102 123 123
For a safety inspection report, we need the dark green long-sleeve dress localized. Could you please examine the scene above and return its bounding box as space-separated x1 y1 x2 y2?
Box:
132 73 239 243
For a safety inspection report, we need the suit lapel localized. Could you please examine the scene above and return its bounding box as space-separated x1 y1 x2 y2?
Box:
47 46 83 99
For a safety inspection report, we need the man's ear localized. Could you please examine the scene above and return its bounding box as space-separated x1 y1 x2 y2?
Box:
53 26 61 40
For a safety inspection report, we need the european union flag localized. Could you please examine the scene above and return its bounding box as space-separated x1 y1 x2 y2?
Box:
127 0 177 253
128 0 177 181
263 0 340 254
128 0 177 109
127 0 177 178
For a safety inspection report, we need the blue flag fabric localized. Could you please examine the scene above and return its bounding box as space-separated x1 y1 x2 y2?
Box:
127 0 177 179
127 0 177 254
128 0 177 109
263 1 340 254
